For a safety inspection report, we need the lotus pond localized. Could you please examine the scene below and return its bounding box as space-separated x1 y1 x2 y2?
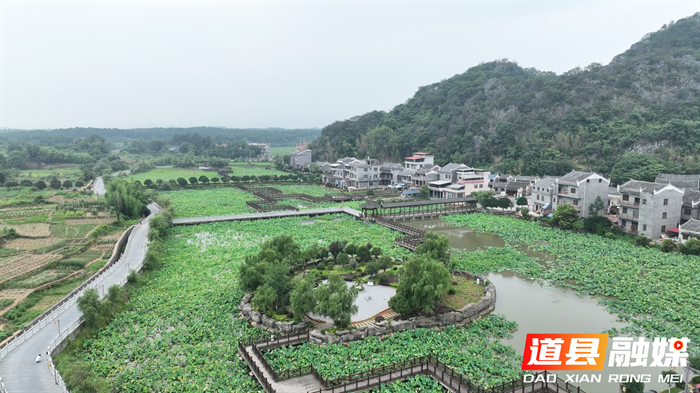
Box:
441 214 700 352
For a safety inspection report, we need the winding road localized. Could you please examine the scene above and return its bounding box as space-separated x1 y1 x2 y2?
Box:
0 203 159 393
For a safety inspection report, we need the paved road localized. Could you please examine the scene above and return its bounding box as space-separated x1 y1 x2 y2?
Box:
0 204 159 393
91 177 105 195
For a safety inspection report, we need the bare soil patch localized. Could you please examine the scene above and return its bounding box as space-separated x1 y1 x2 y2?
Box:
0 223 51 237
5 237 62 250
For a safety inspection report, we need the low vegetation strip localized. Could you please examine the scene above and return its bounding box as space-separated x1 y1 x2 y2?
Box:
443 213 700 351
262 316 522 389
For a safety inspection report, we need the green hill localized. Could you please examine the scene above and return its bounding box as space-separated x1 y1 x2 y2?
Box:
310 13 700 183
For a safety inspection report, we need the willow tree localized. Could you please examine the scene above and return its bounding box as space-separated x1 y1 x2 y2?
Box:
105 178 147 223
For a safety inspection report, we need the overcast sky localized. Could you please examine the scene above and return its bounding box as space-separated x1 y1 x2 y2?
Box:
1 0 699 130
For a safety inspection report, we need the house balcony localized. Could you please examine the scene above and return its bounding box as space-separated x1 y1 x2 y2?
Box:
620 200 640 207
618 212 640 221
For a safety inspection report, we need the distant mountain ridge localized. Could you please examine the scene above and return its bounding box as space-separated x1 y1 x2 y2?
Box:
1 127 321 146
310 13 700 178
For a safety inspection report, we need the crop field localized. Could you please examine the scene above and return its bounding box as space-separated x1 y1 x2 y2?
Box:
270 145 295 157
162 188 258 217
67 216 426 390
443 213 700 348
50 222 99 238
5 237 62 251
18 168 82 178
0 253 61 282
0 223 51 237
126 168 220 183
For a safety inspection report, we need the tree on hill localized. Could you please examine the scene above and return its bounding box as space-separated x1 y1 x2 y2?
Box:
388 256 451 315
516 197 528 206
50 178 61 189
188 177 197 185
34 181 46 190
308 14 700 175
177 177 188 187
198 175 209 184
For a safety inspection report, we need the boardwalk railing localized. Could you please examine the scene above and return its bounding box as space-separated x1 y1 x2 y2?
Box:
238 341 276 393
239 329 587 393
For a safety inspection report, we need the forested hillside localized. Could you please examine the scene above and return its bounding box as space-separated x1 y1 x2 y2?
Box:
311 13 700 183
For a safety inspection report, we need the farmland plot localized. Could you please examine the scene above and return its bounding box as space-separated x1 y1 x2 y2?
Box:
0 253 61 282
0 223 51 237
162 188 258 218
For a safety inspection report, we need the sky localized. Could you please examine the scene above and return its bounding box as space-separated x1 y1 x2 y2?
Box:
1 0 699 130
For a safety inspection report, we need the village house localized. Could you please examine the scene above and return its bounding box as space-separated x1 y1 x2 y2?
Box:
289 149 312 167
491 174 515 193
681 188 700 223
403 152 434 170
528 177 558 214
678 218 700 243
379 163 404 186
411 164 441 188
617 180 684 239
655 173 700 190
556 171 610 218
245 142 271 160
505 181 531 197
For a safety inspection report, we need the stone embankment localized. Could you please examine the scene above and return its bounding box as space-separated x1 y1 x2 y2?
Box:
239 271 496 345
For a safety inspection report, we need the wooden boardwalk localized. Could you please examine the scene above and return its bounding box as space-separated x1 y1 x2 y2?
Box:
173 207 362 225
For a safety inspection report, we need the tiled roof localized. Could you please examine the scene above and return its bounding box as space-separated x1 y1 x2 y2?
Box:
619 180 674 194
683 189 700 205
533 177 557 188
557 171 595 185
680 218 700 233
515 176 539 183
439 163 469 173
506 181 530 191
380 163 403 170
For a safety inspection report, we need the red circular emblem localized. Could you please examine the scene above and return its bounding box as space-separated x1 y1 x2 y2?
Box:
673 340 684 351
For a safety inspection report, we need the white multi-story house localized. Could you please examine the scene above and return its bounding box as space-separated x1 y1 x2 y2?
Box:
528 177 557 214
555 171 610 218
617 180 684 239
412 165 441 188
290 149 312 167
404 152 435 170
246 142 271 159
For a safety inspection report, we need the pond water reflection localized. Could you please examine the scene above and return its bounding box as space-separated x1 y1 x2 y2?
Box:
402 217 669 393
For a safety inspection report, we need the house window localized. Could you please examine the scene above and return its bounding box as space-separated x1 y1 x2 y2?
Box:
622 194 629 201
586 179 590 183
662 212 667 219
553 198 556 202
643 199 647 205
684 208 692 215
599 179 602 183
571 188 576 193
643 224 647 230
661 225 667 232
663 199 668 206
537 195 540 201
623 207 628 214
573 200 579 206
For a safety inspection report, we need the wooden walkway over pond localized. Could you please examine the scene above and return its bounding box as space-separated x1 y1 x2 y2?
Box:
173 207 362 225
237 331 586 393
